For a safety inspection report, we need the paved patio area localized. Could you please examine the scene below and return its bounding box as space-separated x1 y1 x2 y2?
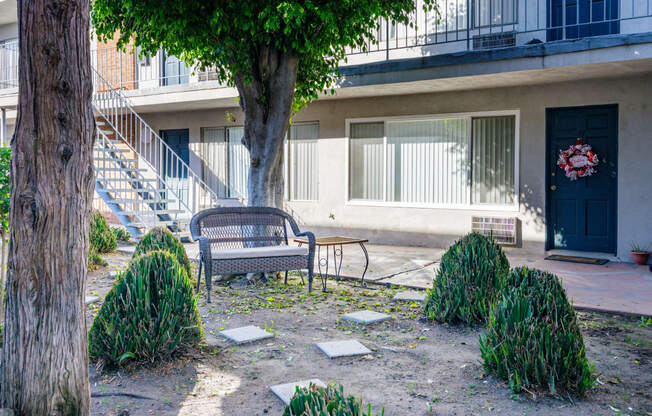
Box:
119 242 652 316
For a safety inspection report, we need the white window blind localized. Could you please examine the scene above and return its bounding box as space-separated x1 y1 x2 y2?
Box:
349 114 516 207
386 118 469 204
287 122 319 201
471 116 515 205
350 122 384 201
200 127 227 198
227 127 249 199
473 0 517 27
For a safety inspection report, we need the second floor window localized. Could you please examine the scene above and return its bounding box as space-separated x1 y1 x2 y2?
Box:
474 0 518 27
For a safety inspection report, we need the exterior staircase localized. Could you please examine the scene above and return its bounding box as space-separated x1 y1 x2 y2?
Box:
92 69 220 239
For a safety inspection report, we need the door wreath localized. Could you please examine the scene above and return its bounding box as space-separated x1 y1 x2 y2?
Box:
557 138 599 180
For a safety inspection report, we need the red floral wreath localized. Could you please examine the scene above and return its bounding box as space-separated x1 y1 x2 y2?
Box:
557 138 599 180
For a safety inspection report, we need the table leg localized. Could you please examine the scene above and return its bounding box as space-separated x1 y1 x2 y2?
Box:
317 245 330 292
359 242 369 287
333 244 343 281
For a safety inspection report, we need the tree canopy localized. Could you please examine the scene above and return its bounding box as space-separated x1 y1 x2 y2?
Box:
92 0 435 111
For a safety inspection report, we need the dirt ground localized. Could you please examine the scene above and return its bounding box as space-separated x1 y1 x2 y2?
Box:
85 251 652 416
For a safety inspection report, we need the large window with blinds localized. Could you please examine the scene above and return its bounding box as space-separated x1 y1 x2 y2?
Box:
348 113 517 207
200 126 249 199
200 122 319 201
285 122 319 201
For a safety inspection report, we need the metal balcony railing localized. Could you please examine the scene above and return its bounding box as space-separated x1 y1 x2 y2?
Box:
90 46 221 92
345 0 651 62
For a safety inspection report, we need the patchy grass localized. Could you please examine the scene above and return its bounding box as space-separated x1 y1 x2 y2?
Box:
82 252 652 416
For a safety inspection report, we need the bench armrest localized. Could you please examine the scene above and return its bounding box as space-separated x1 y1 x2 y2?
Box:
196 236 212 263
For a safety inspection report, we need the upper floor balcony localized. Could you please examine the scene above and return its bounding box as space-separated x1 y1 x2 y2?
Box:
1 0 652 100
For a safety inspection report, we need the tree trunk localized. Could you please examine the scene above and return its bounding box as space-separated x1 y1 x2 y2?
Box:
1 0 94 414
233 48 299 207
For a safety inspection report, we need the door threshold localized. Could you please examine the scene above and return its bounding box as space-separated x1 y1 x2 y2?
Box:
545 249 620 262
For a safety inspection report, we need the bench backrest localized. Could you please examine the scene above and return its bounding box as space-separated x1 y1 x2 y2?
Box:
190 207 291 250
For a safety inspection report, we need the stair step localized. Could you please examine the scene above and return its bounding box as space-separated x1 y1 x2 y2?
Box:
94 167 147 173
117 199 175 204
94 157 138 163
119 209 186 216
105 188 163 193
129 220 188 228
94 147 132 153
101 177 156 182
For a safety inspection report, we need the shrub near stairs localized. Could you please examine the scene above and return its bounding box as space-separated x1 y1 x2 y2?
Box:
479 267 596 396
88 250 202 366
89 211 117 269
132 226 192 278
423 232 510 325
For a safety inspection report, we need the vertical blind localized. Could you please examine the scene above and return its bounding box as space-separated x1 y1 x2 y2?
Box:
350 115 516 206
200 127 227 198
227 127 249 199
386 118 469 205
471 116 515 205
287 122 319 201
350 122 385 201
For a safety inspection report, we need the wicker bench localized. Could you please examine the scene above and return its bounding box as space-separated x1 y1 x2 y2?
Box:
190 207 315 302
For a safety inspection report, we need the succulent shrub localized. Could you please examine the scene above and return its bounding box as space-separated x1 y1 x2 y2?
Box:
132 226 191 278
111 226 131 242
89 211 117 254
479 267 596 396
88 250 202 366
283 384 383 416
423 232 509 325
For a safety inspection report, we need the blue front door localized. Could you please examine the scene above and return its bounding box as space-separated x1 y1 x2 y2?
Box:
546 105 618 253
160 129 190 211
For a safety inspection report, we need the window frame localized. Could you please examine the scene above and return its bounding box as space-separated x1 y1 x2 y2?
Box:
345 110 520 212
284 121 320 202
199 125 247 200
471 0 519 28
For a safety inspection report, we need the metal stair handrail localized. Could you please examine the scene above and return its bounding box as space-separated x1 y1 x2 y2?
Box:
94 128 155 231
91 67 220 214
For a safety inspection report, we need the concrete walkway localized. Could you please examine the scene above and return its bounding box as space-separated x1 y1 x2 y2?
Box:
119 242 652 316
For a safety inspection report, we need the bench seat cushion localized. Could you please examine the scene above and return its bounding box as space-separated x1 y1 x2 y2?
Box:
211 245 308 260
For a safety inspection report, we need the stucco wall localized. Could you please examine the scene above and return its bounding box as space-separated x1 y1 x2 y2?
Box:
140 74 652 260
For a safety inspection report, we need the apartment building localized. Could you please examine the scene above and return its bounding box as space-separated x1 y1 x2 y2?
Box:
1 0 652 260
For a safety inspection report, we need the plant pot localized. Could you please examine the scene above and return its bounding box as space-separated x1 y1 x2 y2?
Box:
631 251 651 265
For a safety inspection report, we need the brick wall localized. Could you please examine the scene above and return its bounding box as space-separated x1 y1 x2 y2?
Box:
95 32 137 91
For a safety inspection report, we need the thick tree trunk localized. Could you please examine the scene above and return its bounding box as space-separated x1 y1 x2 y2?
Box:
233 48 299 208
1 0 94 414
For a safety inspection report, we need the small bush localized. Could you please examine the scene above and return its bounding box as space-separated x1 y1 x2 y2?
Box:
132 226 191 278
88 250 202 366
88 247 107 270
90 211 117 254
423 232 509 325
111 226 131 242
283 384 383 416
479 267 596 396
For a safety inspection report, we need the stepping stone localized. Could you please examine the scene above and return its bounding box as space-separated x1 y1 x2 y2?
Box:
341 310 391 325
393 291 426 302
316 340 371 359
270 379 326 405
85 295 100 305
219 325 274 345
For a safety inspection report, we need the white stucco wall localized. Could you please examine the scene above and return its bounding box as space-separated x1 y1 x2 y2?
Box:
140 73 652 260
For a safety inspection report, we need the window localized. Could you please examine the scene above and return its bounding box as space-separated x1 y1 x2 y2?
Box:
199 126 249 199
473 0 517 27
285 122 319 201
348 114 517 207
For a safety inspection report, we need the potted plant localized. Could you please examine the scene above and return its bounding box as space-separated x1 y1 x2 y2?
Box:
630 242 651 265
